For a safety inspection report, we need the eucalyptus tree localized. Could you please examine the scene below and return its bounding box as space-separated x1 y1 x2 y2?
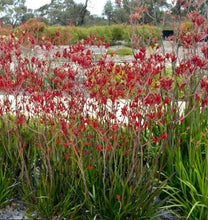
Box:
113 0 170 24
36 0 89 26
0 0 27 27
104 0 114 25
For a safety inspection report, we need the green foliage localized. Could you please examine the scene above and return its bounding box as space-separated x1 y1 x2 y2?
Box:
108 47 133 56
0 0 27 27
45 24 161 46
0 117 85 218
0 163 15 208
110 25 125 42
104 0 114 25
124 25 162 47
72 26 90 43
83 129 166 219
84 15 108 27
104 0 169 24
88 26 113 44
1 13 208 219
164 107 208 219
46 26 73 45
0 118 17 208
36 0 89 26
0 115 168 219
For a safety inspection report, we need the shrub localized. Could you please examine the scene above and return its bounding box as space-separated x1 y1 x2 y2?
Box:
14 18 47 44
110 25 126 44
123 25 162 47
87 26 113 44
26 24 162 46
71 26 90 44
108 47 133 56
46 26 73 45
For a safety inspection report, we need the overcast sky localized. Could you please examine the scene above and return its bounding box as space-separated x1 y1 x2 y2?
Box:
25 0 108 16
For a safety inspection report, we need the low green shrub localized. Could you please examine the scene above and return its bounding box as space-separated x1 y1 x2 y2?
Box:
109 25 126 44
124 25 162 47
44 24 161 46
46 26 73 44
108 47 133 56
73 26 90 42
88 26 113 44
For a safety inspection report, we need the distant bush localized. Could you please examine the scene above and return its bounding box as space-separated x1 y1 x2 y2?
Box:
71 27 90 43
110 25 126 43
15 22 161 46
14 18 47 44
46 26 74 45
88 26 113 44
124 25 162 47
46 25 115 45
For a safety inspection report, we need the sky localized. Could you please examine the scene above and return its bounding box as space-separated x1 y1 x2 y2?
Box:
25 0 108 16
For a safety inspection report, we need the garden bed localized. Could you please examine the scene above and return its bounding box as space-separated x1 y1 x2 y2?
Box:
0 23 208 219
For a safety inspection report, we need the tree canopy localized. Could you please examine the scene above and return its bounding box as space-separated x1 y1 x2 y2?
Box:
36 0 89 26
103 0 170 25
0 0 203 27
0 0 28 27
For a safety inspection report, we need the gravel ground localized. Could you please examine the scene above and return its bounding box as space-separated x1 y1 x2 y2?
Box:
0 201 37 220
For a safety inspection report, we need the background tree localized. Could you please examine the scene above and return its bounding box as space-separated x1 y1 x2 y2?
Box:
36 0 89 26
171 0 208 19
113 1 129 23
113 0 170 24
144 0 170 24
171 0 186 17
104 0 114 25
0 0 27 27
